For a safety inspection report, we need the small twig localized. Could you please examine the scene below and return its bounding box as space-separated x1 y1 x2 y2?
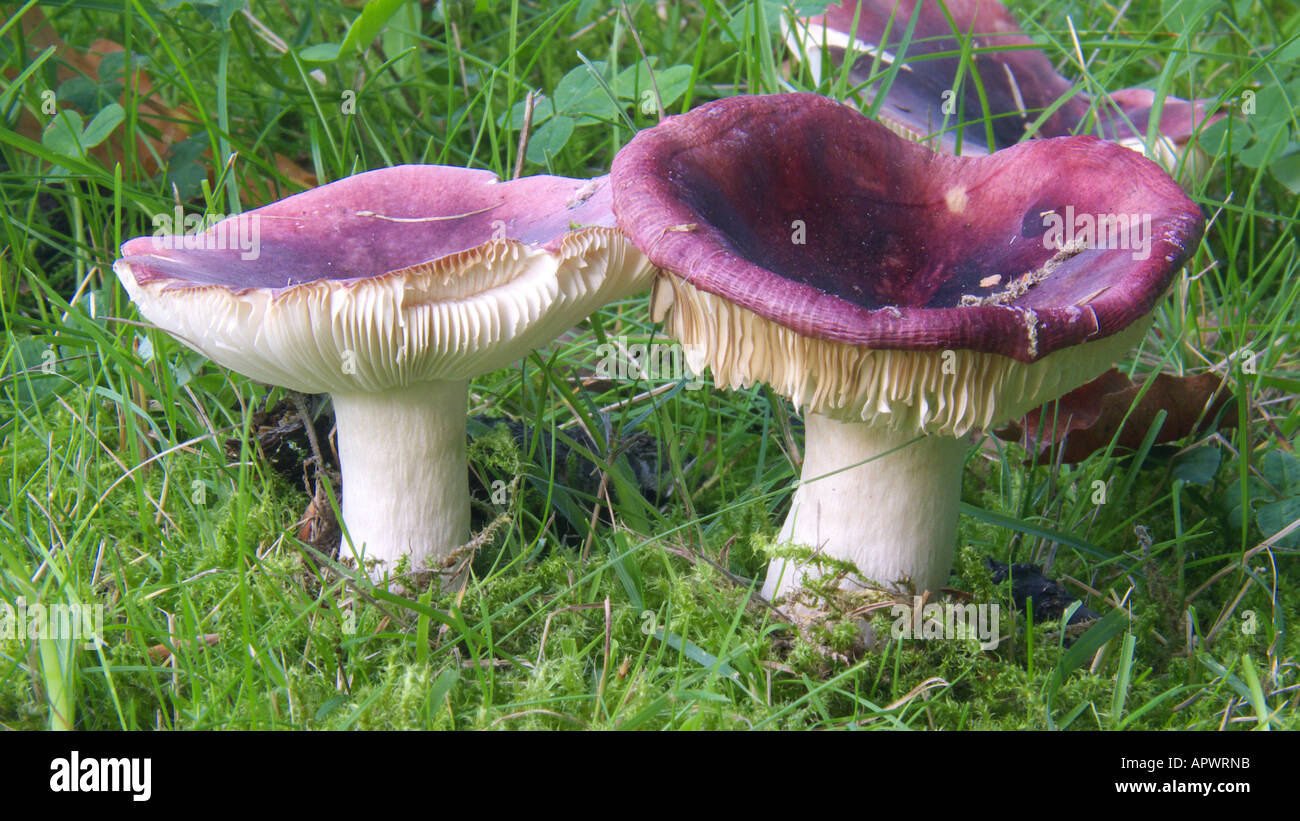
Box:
884 677 949 712
513 89 536 179
1187 530 1289 604
1205 579 1253 644
565 382 681 429
620 0 665 121
580 471 611 567
353 204 498 222
290 393 326 481
568 7 618 41
449 22 472 99
1060 574 1105 601
597 596 613 700
536 603 607 667
460 658 529 670
242 8 327 84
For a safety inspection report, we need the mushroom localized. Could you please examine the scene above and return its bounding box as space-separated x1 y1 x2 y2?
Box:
610 93 1203 602
115 165 653 582
1105 87 1221 172
787 0 1081 153
788 0 1221 163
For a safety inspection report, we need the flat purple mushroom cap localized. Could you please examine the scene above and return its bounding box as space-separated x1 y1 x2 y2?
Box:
114 165 652 394
611 93 1204 364
1106 87 1225 146
119 165 618 293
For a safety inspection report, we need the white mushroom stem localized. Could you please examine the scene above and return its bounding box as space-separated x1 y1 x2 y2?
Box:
332 380 471 580
763 412 968 601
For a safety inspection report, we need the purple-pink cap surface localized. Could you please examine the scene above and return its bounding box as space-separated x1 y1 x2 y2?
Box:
119 166 617 292
611 93 1205 362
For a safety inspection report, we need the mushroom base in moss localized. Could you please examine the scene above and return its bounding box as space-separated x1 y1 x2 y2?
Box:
332 380 471 582
764 415 967 600
654 271 1156 605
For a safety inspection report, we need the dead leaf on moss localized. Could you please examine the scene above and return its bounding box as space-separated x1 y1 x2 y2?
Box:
995 369 1237 464
148 633 220 662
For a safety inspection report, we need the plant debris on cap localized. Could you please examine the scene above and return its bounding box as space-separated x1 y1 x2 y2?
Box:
116 165 654 581
611 93 1203 435
789 0 1222 156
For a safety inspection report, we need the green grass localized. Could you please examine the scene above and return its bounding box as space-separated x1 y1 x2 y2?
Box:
1 0 1297 730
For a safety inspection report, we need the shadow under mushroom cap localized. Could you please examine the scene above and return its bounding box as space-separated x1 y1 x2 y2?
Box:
611 93 1204 363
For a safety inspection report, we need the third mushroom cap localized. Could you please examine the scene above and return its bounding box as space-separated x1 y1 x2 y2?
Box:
787 0 1222 164
610 93 1204 604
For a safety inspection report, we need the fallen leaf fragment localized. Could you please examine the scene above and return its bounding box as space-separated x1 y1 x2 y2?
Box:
148 633 220 662
14 8 317 190
995 368 1237 463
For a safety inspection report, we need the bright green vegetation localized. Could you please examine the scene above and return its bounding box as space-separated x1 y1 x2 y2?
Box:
1 0 1296 730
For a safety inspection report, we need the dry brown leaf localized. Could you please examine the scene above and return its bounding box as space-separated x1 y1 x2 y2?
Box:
995 369 1237 464
14 8 316 190
296 475 342 554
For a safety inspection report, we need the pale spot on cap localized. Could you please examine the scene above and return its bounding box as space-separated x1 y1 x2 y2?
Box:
945 186 969 213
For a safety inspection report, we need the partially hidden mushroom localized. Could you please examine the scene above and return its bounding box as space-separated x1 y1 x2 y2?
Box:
611 93 1203 602
1105 87 1221 170
115 166 654 583
788 0 1221 165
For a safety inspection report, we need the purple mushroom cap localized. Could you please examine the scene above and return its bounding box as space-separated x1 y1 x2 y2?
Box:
799 0 1223 154
611 93 1203 364
811 0 1082 149
119 165 618 293
115 165 652 395
1106 87 1222 147
613 93 1207 602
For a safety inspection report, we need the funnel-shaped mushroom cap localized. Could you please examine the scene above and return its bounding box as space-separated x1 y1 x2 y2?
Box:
612 93 1204 435
792 0 1223 155
115 166 652 394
